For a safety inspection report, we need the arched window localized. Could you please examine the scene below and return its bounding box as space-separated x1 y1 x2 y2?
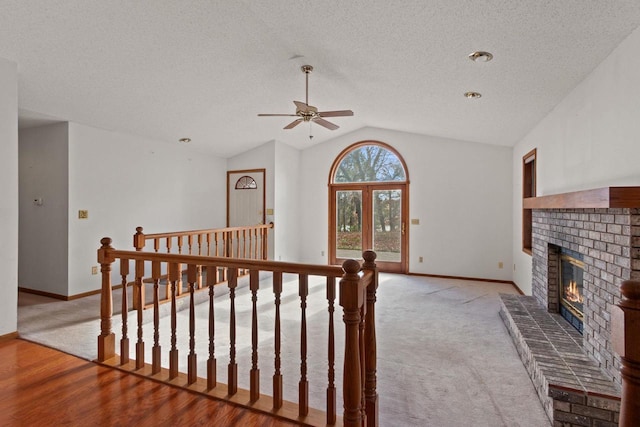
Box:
332 144 406 183
329 141 409 273
235 175 257 190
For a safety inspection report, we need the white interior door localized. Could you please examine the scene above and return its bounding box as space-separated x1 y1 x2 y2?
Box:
227 170 265 227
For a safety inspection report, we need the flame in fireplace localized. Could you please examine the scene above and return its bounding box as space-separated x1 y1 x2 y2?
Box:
565 280 584 304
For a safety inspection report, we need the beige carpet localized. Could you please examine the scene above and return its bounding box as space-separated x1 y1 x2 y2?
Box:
18 273 550 426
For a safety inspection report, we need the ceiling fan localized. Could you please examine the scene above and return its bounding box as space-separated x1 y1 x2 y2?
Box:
258 65 353 131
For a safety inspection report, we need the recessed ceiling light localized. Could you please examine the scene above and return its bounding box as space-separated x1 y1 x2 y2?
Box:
464 91 482 99
179 138 191 143
468 51 493 62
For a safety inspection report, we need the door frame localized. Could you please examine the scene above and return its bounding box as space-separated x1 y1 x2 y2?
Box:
226 168 266 227
329 183 408 273
327 141 409 273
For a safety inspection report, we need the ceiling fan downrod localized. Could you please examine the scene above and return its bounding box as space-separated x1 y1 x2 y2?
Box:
301 65 313 106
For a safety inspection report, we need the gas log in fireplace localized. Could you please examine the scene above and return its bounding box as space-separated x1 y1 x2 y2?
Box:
559 249 584 334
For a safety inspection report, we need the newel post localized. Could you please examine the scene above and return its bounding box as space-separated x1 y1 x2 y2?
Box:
612 280 640 426
97 237 116 362
340 259 365 427
133 226 145 251
362 250 379 427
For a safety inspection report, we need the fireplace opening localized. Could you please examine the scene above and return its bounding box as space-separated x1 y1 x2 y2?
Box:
559 250 584 334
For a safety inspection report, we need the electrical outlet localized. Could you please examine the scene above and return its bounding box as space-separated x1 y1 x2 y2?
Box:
498 261 504 269
411 219 420 225
419 256 423 263
78 210 89 219
91 266 98 275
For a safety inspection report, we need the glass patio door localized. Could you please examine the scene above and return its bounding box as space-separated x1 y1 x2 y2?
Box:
332 185 406 273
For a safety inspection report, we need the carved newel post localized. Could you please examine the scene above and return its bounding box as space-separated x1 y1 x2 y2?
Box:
612 280 640 426
340 259 365 427
97 237 116 362
362 250 379 427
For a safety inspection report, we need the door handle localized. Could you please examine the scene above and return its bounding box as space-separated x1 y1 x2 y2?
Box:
402 222 405 236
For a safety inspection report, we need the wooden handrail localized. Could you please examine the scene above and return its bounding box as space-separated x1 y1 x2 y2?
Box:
612 280 640 426
97 237 378 426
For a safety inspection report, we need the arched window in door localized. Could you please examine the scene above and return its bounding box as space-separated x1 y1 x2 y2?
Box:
329 141 409 273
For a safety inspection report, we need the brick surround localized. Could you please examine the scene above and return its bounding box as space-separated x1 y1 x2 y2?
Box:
531 208 640 384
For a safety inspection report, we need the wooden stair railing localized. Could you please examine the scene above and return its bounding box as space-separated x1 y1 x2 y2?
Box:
612 280 640 426
97 237 378 427
130 224 274 309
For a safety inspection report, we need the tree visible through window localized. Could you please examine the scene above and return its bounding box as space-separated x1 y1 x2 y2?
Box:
334 145 406 183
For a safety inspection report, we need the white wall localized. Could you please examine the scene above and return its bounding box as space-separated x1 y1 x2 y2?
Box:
64 123 226 296
273 142 301 262
19 123 69 295
512 26 640 294
300 127 513 281
0 57 18 335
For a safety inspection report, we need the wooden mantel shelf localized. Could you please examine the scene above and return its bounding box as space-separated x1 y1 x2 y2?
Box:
523 186 640 209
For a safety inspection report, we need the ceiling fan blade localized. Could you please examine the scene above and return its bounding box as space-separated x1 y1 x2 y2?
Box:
284 119 303 129
313 117 339 130
258 113 298 117
318 110 354 117
293 100 312 112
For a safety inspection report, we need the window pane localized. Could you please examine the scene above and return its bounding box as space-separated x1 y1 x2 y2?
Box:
372 189 402 262
334 145 406 183
336 190 362 259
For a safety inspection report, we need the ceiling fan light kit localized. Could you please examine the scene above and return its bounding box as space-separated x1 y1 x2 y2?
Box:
258 65 353 131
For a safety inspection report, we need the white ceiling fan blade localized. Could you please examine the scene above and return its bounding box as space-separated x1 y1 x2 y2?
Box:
284 119 303 129
318 110 354 117
313 117 339 130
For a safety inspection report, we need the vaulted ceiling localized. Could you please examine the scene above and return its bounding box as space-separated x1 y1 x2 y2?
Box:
2 1 640 157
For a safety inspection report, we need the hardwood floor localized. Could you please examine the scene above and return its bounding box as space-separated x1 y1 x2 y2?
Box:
0 339 300 426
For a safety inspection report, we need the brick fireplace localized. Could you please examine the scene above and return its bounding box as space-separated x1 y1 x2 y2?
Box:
531 204 640 384
501 187 640 425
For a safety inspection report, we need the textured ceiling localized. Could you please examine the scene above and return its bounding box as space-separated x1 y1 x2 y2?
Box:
2 1 640 157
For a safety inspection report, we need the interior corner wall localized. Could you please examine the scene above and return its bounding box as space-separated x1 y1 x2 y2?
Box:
273 142 301 262
66 123 227 296
0 57 18 335
512 25 640 294
299 127 513 281
19 123 69 295
227 141 276 259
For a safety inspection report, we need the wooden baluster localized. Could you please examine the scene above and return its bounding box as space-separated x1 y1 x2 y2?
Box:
612 280 640 426
135 259 145 369
120 259 130 365
177 235 183 254
299 273 309 417
228 267 238 395
363 250 379 427
248 228 253 260
207 264 217 390
165 238 172 300
243 229 247 260
153 238 160 253
235 230 240 258
187 264 197 385
340 259 364 427
151 261 161 375
250 269 260 402
197 234 203 289
273 271 283 410
133 226 145 251
97 238 115 362
326 276 337 425
206 233 211 257
187 235 193 255
263 225 270 260
169 262 180 380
